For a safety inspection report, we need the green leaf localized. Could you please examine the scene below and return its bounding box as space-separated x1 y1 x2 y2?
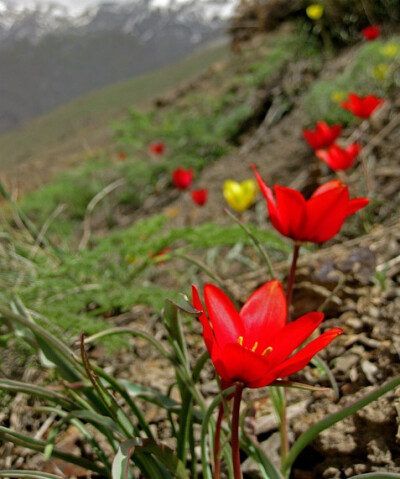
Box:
112 437 141 479
282 375 400 477
0 426 108 476
0 472 65 479
119 380 180 411
0 379 76 410
112 438 190 479
242 436 284 479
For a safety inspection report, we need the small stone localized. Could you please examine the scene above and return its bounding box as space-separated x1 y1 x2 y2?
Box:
361 360 378 384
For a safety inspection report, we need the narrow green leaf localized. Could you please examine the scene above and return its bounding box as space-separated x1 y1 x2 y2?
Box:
311 355 339 399
119 380 180 412
80 334 137 438
0 379 76 410
112 438 190 479
83 327 171 360
112 437 141 479
0 471 65 479
242 436 284 479
200 386 235 479
140 439 190 479
0 426 108 476
282 375 400 477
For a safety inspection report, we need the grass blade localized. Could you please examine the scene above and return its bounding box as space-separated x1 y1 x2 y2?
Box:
282 375 400 477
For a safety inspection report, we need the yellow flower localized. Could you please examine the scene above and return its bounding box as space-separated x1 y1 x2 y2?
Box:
223 179 258 213
381 43 400 59
372 63 390 81
331 91 346 103
306 4 324 20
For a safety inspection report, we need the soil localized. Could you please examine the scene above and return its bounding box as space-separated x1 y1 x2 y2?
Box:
1 31 400 478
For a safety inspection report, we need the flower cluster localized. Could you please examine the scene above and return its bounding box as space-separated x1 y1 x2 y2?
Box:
303 93 384 172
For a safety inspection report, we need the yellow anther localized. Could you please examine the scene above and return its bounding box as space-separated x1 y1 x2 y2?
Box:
251 341 259 352
262 346 273 357
237 336 244 346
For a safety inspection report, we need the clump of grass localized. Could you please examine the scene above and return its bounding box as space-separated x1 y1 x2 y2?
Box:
303 36 400 124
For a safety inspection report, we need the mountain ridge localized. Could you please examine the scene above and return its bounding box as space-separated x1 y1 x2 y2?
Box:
0 0 236 133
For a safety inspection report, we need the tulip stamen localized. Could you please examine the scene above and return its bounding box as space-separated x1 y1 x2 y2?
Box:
262 346 273 356
251 341 259 352
237 336 244 346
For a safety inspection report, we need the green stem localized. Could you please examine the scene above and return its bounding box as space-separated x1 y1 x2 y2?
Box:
286 243 300 320
279 388 290 465
214 403 224 479
231 384 244 479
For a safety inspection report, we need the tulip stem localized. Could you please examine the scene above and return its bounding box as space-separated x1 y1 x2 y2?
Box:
214 402 224 479
280 389 290 465
286 243 301 320
232 383 244 479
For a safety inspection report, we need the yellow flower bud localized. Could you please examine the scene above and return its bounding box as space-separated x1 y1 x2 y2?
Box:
331 91 346 103
223 179 258 213
372 63 390 82
381 43 400 59
306 4 324 20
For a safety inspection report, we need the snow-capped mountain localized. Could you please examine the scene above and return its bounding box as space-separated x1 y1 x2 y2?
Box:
0 0 237 133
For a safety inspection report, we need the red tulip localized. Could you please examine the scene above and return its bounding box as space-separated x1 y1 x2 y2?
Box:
303 121 342 150
315 143 361 171
172 168 193 190
150 142 166 155
192 280 342 389
341 93 384 119
191 188 208 206
252 165 369 243
362 25 380 41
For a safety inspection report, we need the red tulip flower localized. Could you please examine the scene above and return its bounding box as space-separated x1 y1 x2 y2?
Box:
316 143 361 171
362 25 380 41
341 93 384 119
192 280 342 389
172 168 193 190
191 188 208 206
303 121 342 150
150 142 166 155
252 165 369 243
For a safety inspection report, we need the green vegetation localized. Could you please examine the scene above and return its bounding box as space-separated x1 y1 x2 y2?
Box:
17 32 317 244
2 214 288 345
303 36 400 124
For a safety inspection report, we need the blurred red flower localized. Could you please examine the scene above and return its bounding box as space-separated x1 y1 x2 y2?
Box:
316 143 361 171
172 168 194 190
303 121 342 150
117 151 127 161
191 188 208 206
341 93 384 119
150 142 166 155
362 25 380 41
252 164 369 243
192 280 342 388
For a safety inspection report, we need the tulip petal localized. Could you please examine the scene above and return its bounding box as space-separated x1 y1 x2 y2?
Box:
204 283 244 348
250 327 342 388
251 165 285 235
268 328 343 379
274 185 307 239
347 197 370 215
268 312 324 365
192 285 215 355
213 343 273 385
304 184 349 242
239 280 286 346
